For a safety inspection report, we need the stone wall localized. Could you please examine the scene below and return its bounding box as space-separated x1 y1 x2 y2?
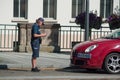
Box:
17 23 61 53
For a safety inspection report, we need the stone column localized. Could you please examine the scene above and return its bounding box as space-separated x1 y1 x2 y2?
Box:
25 23 33 52
18 23 27 52
17 23 61 53
40 24 61 52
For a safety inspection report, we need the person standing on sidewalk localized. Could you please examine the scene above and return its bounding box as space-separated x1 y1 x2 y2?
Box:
31 17 46 72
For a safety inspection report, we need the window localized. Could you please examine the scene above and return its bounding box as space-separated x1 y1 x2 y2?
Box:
100 0 113 18
43 0 57 19
14 0 28 19
72 0 85 18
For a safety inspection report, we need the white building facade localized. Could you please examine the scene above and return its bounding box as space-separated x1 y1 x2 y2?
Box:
0 0 120 25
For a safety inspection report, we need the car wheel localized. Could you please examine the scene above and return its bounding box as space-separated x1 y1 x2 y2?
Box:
104 53 120 74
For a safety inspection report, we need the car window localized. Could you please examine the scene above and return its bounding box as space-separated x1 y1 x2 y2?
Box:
117 32 120 37
103 29 120 39
112 32 120 38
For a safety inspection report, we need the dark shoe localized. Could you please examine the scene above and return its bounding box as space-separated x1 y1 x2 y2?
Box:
31 67 40 72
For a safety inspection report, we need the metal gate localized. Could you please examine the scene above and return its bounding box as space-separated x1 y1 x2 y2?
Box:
0 24 18 51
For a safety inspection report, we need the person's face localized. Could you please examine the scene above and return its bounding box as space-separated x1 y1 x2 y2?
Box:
37 20 43 27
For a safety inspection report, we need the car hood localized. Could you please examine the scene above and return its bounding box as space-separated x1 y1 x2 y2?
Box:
73 38 119 51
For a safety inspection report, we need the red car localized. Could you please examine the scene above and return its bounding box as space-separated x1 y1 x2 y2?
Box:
71 29 120 74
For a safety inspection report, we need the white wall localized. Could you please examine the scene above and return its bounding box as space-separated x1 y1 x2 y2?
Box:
57 0 75 25
89 0 100 16
0 0 14 24
0 0 118 25
57 0 101 25
28 0 43 23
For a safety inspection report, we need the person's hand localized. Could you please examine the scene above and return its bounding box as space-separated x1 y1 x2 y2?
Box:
41 33 46 37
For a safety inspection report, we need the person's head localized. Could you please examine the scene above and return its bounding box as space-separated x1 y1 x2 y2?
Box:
36 17 44 26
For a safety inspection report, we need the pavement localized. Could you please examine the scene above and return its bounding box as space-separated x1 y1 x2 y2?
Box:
1 52 120 80
0 51 70 70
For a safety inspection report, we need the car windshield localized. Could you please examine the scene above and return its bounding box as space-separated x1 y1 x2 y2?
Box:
103 29 120 39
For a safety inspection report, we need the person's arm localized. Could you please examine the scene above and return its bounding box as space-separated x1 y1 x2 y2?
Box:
33 24 46 38
33 33 46 38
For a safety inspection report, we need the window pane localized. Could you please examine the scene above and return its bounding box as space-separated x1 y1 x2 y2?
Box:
100 0 104 18
106 0 113 17
78 0 85 14
14 0 19 17
49 0 56 18
14 0 27 18
100 0 113 18
43 0 57 19
72 0 76 18
43 0 48 18
72 0 85 18
53 0 57 19
20 0 25 17
49 0 54 18
25 0 28 19
78 0 82 14
81 0 85 12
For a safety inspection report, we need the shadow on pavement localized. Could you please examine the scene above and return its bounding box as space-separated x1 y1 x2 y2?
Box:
8 68 29 72
56 66 107 74
0 65 29 72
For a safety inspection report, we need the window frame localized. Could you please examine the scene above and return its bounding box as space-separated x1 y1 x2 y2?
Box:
13 0 28 19
43 0 57 19
100 0 113 18
72 0 85 18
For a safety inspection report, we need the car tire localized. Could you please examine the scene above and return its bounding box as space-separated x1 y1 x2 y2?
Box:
103 53 120 74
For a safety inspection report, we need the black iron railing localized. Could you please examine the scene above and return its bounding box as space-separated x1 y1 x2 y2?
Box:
59 26 112 51
0 24 112 52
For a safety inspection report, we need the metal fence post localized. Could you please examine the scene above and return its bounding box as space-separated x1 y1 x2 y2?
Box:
85 0 89 41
